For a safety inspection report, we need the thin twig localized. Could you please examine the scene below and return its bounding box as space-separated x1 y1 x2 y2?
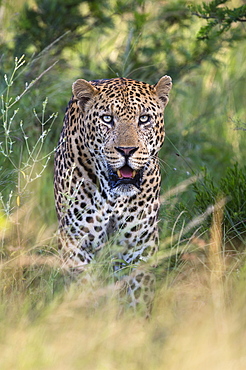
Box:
8 60 59 110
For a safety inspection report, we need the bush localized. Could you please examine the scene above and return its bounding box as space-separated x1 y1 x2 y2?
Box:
191 164 246 242
14 0 113 57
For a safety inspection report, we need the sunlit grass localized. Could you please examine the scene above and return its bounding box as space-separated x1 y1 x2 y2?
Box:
0 217 245 370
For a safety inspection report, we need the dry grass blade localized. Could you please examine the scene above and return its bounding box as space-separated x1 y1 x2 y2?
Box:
209 197 228 337
160 175 199 203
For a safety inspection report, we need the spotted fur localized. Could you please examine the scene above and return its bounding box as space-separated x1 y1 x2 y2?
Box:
54 76 172 311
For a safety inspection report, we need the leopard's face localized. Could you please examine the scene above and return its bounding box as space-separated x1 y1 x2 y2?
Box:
72 77 172 196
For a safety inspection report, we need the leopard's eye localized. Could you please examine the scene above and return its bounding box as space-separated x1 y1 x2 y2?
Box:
139 115 151 125
101 115 114 125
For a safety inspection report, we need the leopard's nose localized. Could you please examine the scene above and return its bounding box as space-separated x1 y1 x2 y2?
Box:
115 146 138 157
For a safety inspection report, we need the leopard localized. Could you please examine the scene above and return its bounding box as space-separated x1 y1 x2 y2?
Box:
54 76 172 314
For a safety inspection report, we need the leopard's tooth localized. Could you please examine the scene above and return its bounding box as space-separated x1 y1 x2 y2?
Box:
117 169 122 178
132 170 136 178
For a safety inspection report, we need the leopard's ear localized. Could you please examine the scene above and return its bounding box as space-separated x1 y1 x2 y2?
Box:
154 75 172 108
72 79 98 110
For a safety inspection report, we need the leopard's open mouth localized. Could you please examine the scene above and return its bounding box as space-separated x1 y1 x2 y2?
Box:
116 165 136 179
108 164 143 190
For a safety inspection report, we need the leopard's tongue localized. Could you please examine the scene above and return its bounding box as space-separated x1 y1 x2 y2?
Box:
117 166 136 179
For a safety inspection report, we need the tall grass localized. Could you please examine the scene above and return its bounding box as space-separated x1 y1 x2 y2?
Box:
0 56 59 291
0 205 245 369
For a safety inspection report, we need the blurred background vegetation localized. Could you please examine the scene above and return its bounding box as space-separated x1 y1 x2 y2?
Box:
0 0 246 368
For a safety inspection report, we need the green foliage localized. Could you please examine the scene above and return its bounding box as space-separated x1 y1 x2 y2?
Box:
94 0 224 82
191 164 246 240
190 0 246 40
0 0 245 243
0 56 57 236
3 0 245 85
14 0 113 56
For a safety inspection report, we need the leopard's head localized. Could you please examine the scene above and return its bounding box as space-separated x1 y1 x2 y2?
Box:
72 76 172 195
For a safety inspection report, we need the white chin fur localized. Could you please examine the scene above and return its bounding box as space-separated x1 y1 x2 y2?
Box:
111 184 140 197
